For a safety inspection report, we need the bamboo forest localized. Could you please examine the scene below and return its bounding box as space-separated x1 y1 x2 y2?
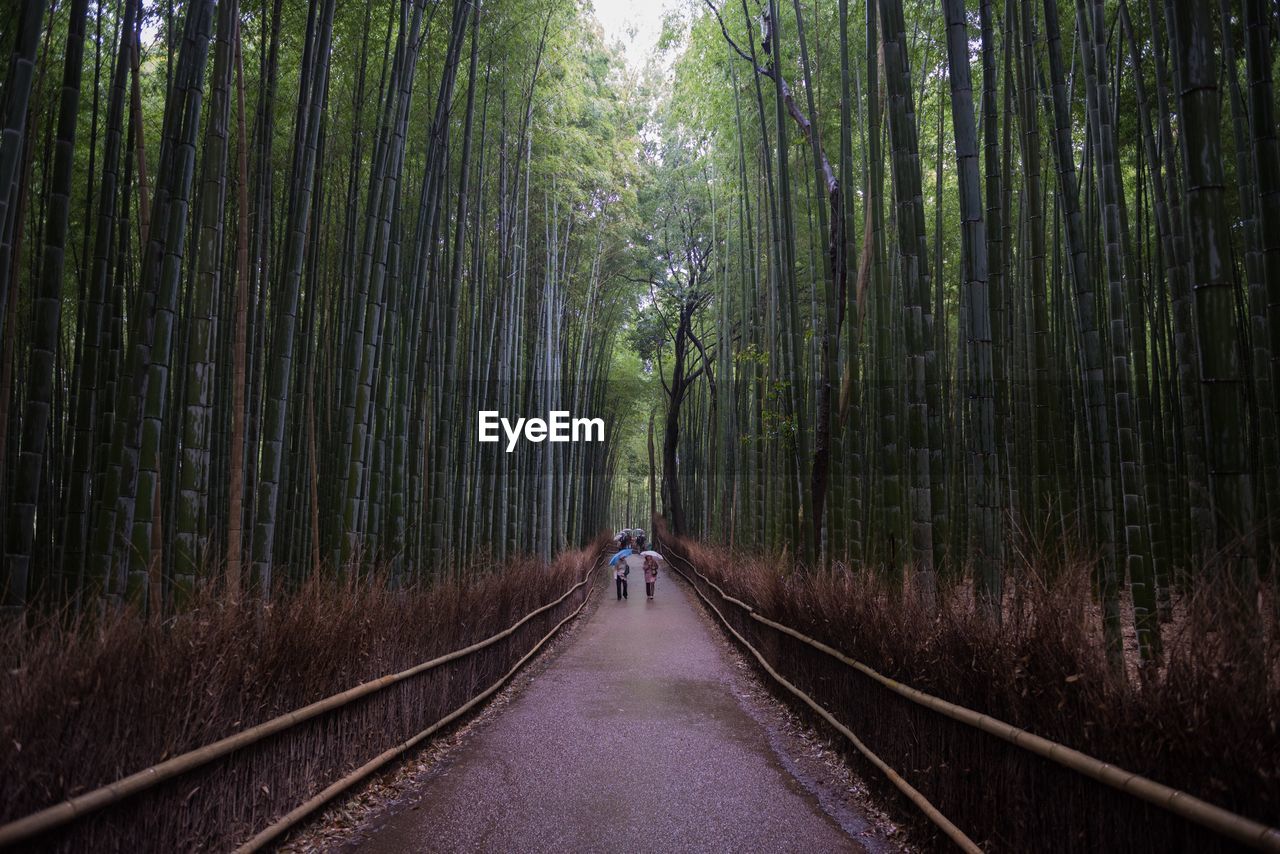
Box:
1 0 1278 851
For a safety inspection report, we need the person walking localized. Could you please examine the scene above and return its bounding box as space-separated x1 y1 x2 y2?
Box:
614 556 630 600
643 553 659 599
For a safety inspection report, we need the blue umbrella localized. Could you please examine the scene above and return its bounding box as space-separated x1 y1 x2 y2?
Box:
608 548 633 565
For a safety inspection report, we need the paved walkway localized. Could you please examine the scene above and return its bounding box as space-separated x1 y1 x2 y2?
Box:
356 562 877 853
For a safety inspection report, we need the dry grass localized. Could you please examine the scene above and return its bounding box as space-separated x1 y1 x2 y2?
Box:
659 520 1278 853
0 535 609 852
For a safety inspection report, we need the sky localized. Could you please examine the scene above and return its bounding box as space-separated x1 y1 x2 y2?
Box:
590 0 685 71
138 3 686 74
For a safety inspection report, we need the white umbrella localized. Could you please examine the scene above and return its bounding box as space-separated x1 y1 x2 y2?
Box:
640 550 665 562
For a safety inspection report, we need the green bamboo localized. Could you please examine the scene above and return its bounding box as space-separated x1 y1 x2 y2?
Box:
3 0 87 608
943 0 1000 608
1170 0 1256 572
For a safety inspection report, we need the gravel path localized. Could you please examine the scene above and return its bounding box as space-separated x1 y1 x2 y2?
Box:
354 563 892 854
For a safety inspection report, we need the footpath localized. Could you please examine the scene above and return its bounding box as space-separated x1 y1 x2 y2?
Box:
356 561 891 853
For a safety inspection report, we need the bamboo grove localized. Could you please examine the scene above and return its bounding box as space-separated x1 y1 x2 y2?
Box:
639 0 1279 664
4 0 1280 665
0 0 642 613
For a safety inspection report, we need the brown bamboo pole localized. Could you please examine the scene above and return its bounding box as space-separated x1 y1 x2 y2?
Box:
225 13 249 600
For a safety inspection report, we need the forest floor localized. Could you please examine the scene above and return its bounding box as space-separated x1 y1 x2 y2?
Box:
280 562 907 853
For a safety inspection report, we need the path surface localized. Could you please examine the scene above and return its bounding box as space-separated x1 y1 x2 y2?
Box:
356 561 884 853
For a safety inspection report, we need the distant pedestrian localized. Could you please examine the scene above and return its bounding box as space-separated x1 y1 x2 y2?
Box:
633 529 647 551
614 557 630 600
643 554 658 599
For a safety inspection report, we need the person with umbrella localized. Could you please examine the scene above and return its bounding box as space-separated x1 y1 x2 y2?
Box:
609 548 632 600
640 550 663 599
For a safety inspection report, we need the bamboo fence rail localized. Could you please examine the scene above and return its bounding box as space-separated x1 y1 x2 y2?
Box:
666 553 981 851
234 572 600 851
0 551 604 850
665 547 1280 853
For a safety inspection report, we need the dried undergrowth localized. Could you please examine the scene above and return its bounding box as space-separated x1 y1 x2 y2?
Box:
0 535 609 852
660 520 1278 853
